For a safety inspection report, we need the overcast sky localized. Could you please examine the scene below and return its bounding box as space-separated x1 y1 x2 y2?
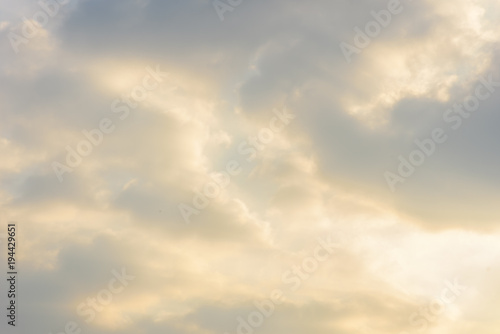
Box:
1 0 500 333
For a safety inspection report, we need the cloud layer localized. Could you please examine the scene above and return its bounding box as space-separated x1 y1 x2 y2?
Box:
1 0 500 333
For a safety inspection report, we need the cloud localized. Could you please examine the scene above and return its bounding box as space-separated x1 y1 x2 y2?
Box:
1 0 500 333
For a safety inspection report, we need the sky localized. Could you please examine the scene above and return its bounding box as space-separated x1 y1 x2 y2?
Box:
1 0 500 333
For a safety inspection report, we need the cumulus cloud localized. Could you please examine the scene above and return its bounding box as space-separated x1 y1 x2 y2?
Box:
1 0 500 333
